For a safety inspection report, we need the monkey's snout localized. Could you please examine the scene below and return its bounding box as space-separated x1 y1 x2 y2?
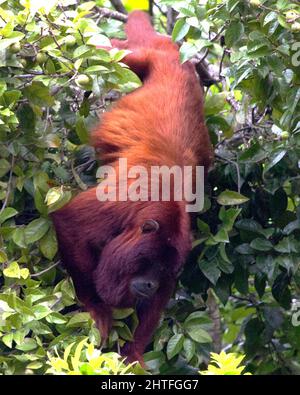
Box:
130 278 159 298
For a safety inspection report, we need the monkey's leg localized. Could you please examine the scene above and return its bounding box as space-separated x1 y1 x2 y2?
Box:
120 281 176 366
85 299 112 344
71 273 112 344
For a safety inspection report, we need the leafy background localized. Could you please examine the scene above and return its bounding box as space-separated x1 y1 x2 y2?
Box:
0 0 300 375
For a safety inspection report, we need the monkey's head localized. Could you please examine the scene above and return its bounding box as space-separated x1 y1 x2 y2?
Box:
94 201 191 307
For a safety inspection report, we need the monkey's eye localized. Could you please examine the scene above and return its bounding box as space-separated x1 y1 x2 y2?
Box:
141 219 160 234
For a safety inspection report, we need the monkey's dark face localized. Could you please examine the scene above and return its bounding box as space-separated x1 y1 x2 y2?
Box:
93 202 191 307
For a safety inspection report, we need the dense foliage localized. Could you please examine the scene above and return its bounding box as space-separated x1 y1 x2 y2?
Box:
0 0 299 375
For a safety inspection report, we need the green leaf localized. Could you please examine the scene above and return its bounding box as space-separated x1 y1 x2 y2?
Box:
73 45 93 58
205 93 227 116
32 305 51 320
0 158 10 177
206 115 233 138
213 228 229 243
214 276 231 304
0 31 24 50
172 19 190 42
84 65 109 74
3 261 21 279
34 188 47 215
67 312 91 327
27 361 43 370
0 250 7 263
225 21 244 47
247 43 271 58
272 272 291 309
46 188 72 213
0 207 18 224
46 312 68 324
75 117 89 144
16 338 37 351
244 318 265 356
199 258 221 285
250 238 273 252
217 256 234 274
197 219 210 234
1 90 21 107
235 243 255 255
283 220 300 236
183 338 195 363
2 333 13 348
166 334 184 359
86 34 111 47
12 227 27 248
219 243 231 264
16 103 36 133
255 272 267 298
187 327 212 343
219 207 241 231
239 142 266 162
235 219 264 235
263 150 287 175
23 81 54 106
25 218 50 244
115 66 142 92
39 227 58 260
179 42 198 63
217 190 249 206
234 264 249 294
184 312 213 333
112 308 134 319
226 0 240 13
274 236 299 254
117 323 133 341
256 255 275 280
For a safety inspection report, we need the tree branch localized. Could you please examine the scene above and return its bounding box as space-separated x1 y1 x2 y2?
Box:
167 7 177 35
215 153 242 193
110 0 127 14
95 7 128 22
207 289 222 353
149 0 154 16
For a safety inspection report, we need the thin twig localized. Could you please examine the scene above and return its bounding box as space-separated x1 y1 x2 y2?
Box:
16 71 71 79
215 153 242 193
230 294 258 305
198 48 209 64
31 261 60 278
211 25 226 43
219 48 227 78
154 1 167 17
71 160 88 190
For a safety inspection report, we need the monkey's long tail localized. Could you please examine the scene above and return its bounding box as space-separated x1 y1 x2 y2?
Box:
125 11 156 47
118 11 179 80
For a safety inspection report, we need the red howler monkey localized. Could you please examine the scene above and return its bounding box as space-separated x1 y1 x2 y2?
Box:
51 11 213 365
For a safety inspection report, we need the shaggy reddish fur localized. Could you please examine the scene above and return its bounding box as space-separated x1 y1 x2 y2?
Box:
51 11 213 365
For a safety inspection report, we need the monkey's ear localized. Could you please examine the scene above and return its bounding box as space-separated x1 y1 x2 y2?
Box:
141 219 159 234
